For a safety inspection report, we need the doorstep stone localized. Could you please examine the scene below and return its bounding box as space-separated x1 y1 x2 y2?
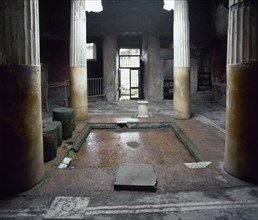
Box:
114 163 157 192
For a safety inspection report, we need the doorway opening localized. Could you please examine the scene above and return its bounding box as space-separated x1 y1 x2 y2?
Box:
119 48 141 100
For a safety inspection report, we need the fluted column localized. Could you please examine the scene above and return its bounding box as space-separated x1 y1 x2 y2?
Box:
173 0 191 119
69 0 88 120
225 0 258 183
0 0 44 195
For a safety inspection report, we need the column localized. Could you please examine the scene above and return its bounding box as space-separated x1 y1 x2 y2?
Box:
225 0 258 183
173 0 191 119
69 0 88 120
0 0 44 195
148 36 163 101
103 35 117 101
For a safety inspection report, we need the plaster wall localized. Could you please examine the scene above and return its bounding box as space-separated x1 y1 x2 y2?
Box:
160 43 174 80
39 0 71 102
210 1 228 105
214 4 228 36
191 58 198 96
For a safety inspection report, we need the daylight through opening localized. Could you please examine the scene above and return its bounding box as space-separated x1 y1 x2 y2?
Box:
119 48 141 100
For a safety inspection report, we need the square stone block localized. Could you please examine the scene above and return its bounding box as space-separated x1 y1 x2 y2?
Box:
114 163 157 192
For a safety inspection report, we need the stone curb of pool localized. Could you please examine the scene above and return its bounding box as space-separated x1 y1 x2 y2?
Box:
57 121 209 169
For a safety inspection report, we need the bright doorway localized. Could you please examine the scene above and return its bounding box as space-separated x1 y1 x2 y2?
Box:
119 48 141 100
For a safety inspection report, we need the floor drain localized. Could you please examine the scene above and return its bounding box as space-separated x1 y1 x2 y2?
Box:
127 141 140 149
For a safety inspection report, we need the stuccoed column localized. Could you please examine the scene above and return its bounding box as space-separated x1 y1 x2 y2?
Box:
103 34 117 101
69 0 88 120
148 36 163 101
173 0 191 119
0 0 44 195
225 0 258 183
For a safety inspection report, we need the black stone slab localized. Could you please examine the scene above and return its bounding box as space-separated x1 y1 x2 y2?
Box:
114 163 157 192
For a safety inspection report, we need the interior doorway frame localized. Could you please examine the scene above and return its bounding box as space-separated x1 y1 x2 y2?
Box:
118 47 142 100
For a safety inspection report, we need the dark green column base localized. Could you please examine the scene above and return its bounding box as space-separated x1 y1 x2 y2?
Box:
52 107 75 139
42 123 57 162
43 121 63 147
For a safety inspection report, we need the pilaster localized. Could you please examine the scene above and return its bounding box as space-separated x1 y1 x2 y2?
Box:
103 34 117 101
148 35 163 101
